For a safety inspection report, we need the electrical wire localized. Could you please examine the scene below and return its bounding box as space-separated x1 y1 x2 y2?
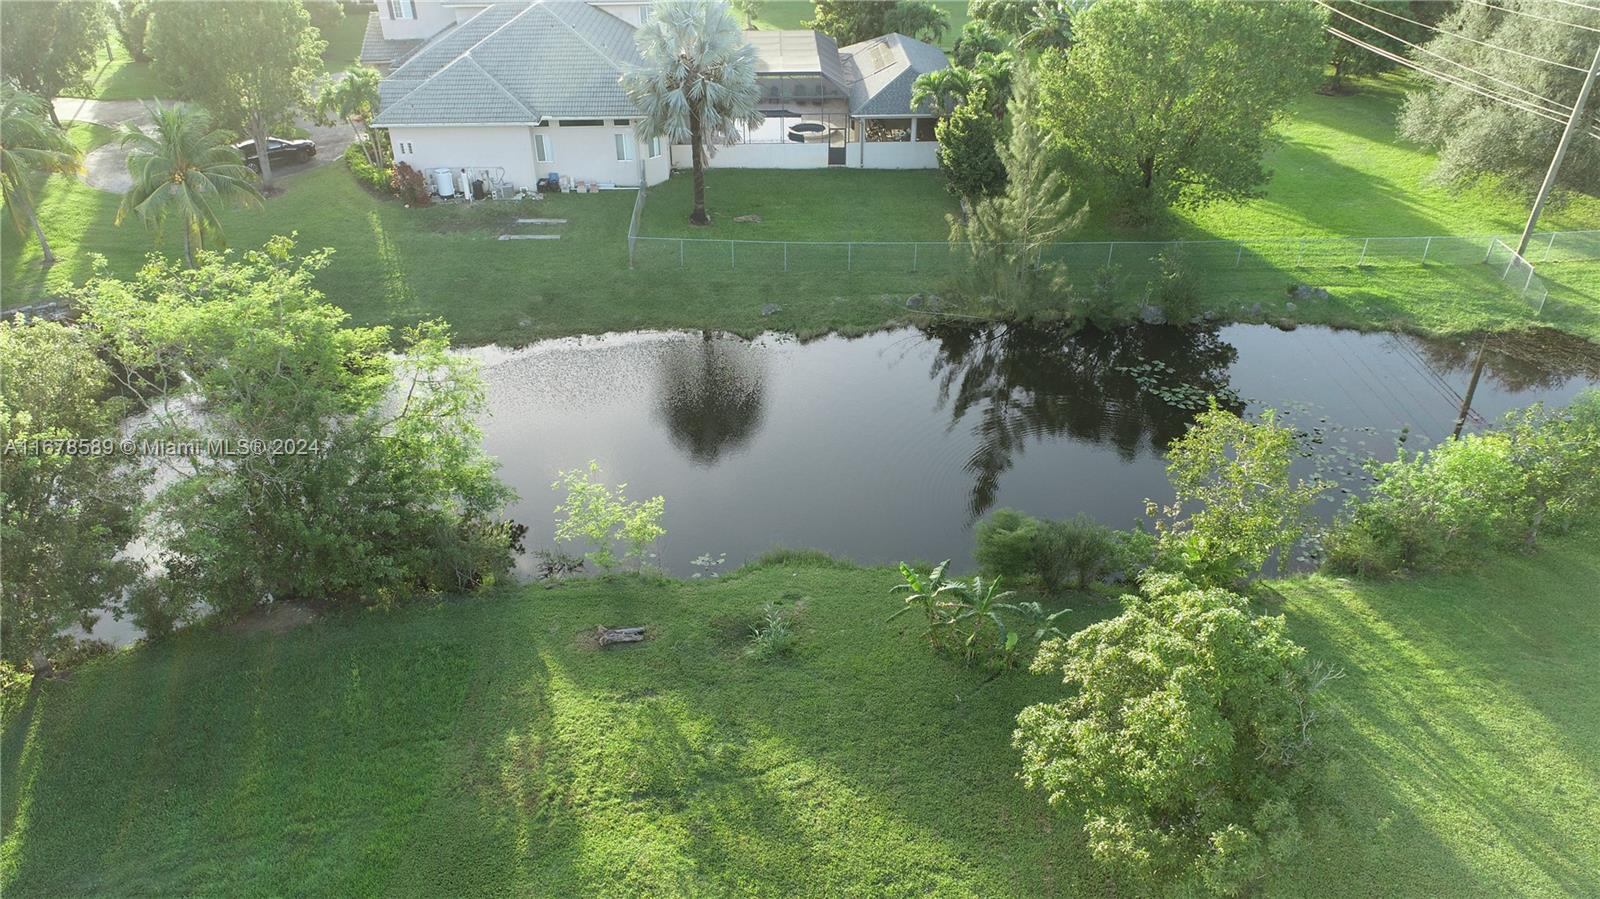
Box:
1457 0 1600 34
1316 0 1578 114
1332 0 1588 72
1326 27 1571 125
1533 0 1600 14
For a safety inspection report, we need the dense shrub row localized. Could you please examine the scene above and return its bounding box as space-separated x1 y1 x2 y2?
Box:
1322 389 1600 578
343 141 390 193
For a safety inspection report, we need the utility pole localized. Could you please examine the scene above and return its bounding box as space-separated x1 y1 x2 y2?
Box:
1452 42 1600 439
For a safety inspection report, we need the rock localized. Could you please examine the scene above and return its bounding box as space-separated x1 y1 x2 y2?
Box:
733 214 762 223
1289 284 1330 301
1249 302 1264 317
1285 301 1297 312
760 303 781 316
906 293 925 309
1138 304 1166 325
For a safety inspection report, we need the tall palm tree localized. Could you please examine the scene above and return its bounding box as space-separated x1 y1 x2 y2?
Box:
911 67 977 115
315 66 386 166
622 0 762 226
116 101 261 267
0 82 82 266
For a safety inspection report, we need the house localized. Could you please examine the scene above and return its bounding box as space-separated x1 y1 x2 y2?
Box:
364 0 950 195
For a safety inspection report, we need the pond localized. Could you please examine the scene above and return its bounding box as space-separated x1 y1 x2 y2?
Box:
471 323 1600 578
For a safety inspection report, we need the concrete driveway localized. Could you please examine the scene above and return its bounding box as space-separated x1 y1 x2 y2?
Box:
53 95 358 194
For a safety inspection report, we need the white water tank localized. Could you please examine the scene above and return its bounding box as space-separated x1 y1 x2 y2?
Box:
432 168 456 197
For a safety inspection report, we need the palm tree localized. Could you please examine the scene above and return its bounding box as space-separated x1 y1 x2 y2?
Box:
0 82 82 266
911 67 977 115
315 66 386 166
115 101 261 267
622 0 762 226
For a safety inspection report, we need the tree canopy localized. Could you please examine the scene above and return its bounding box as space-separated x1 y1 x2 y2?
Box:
0 0 112 119
1035 0 1324 221
1 83 83 265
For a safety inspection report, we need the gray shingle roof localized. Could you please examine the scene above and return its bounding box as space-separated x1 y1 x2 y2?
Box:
358 12 425 69
375 1 643 126
839 33 950 117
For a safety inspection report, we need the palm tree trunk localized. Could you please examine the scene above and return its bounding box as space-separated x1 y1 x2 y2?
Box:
182 217 195 267
17 190 56 266
689 110 710 226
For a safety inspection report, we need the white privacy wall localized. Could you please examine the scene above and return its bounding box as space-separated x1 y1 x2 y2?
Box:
848 141 939 169
671 141 831 169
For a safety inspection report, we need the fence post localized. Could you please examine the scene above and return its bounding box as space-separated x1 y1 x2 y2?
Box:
847 242 853 272
1421 236 1431 262
731 240 736 270
784 242 789 272
1483 237 1495 262
1544 231 1557 262
1358 237 1370 266
1503 252 1517 277
679 238 685 268
1235 244 1243 268
1106 242 1114 266
912 243 919 272
1524 265 1536 292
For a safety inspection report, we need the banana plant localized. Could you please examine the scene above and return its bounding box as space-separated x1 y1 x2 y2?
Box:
889 560 967 650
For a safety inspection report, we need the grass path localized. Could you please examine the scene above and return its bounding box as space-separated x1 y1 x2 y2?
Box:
3 533 1597 896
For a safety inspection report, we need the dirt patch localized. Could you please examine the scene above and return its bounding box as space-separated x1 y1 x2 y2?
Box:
228 603 317 637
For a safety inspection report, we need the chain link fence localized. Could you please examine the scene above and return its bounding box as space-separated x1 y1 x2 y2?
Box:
631 229 1600 294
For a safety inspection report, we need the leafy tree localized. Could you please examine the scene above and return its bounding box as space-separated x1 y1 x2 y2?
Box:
1148 403 1321 586
934 87 1005 199
1036 0 1324 222
115 101 262 266
970 50 1016 114
0 0 112 124
623 0 762 226
911 66 977 115
114 0 154 63
1015 576 1332 894
729 0 762 28
315 64 385 166
805 0 892 45
1 319 148 675
1399 0 1600 196
883 0 949 44
78 237 519 625
1 83 83 266
949 71 1087 315
952 18 1005 67
148 0 326 189
971 0 1077 52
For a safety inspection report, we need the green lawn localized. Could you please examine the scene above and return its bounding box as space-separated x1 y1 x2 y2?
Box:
4 532 1597 897
57 44 170 103
640 168 959 240
320 12 370 73
751 1 971 51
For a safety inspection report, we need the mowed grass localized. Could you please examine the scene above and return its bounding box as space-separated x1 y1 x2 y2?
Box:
751 1 971 51
5 76 1598 344
4 534 1597 897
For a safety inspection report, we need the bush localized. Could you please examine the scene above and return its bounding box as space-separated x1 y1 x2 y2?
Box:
551 461 666 572
889 560 1070 671
746 602 798 659
935 88 1006 200
1145 246 1202 322
344 142 391 193
1323 390 1600 577
975 509 1117 592
1015 574 1333 893
391 161 431 206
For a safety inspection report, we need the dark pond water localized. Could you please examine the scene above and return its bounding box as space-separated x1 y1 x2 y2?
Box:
470 323 1600 577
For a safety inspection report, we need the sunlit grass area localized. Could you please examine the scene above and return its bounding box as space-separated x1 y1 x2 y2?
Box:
751 1 971 51
3 532 1596 896
57 43 171 103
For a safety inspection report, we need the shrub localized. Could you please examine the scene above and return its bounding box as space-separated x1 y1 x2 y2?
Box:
746 602 798 659
975 509 1117 592
551 461 666 572
935 88 1006 200
1145 246 1202 322
344 141 391 194
1323 390 1600 577
1150 403 1322 587
391 161 431 206
889 560 1070 671
1015 575 1334 894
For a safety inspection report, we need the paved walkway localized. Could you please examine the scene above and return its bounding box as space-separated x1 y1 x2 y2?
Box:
52 95 357 194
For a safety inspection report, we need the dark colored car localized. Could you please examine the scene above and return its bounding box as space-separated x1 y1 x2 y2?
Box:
234 136 316 172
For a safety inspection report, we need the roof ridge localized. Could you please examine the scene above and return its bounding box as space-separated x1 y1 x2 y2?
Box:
462 54 538 121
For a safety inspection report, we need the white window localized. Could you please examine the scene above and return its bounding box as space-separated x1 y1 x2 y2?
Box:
640 5 650 24
534 134 552 163
648 136 662 159
614 133 635 161
388 0 415 20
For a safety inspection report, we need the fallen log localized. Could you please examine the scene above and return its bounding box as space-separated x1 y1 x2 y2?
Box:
597 626 646 646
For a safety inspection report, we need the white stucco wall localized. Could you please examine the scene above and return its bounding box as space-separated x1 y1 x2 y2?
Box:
375 0 457 41
848 140 939 170
670 141 831 169
388 125 539 190
589 2 651 26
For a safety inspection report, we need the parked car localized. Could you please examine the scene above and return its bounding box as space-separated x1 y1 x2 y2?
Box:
233 136 316 172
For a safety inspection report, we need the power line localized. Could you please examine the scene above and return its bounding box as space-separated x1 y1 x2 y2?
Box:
1541 0 1600 13
1325 26 1573 125
1317 0 1577 114
1457 0 1600 34
1333 0 1588 72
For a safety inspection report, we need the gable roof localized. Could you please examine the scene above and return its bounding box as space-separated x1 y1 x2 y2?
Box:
839 33 950 117
375 1 642 126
